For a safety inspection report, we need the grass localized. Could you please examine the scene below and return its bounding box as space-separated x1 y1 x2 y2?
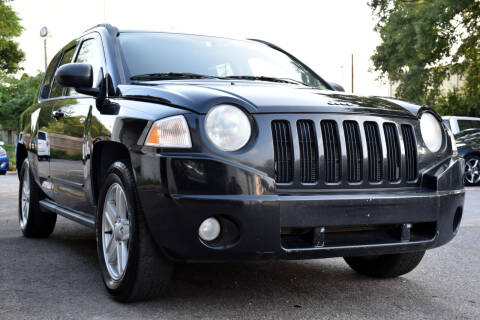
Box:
3 144 16 171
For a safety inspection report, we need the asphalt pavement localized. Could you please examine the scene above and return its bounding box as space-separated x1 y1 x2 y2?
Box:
0 172 479 319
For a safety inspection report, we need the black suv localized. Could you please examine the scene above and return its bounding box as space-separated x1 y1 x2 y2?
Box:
17 24 465 302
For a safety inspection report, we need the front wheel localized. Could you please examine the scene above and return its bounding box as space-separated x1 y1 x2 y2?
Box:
464 155 480 186
96 161 173 302
344 251 425 278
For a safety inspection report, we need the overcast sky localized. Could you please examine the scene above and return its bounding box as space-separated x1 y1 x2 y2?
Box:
11 0 390 96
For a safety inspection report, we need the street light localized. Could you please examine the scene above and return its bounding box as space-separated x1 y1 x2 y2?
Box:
40 26 48 71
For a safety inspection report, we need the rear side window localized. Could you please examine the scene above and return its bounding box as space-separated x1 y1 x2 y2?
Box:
50 46 77 98
458 120 480 132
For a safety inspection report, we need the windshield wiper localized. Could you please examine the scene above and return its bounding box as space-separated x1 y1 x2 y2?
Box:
220 75 307 86
130 72 217 81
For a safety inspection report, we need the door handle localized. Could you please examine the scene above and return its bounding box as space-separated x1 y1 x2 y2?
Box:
52 111 64 120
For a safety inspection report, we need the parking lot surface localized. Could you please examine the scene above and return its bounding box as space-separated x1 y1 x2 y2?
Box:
0 173 479 319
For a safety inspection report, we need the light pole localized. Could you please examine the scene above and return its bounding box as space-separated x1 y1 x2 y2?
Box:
40 26 48 71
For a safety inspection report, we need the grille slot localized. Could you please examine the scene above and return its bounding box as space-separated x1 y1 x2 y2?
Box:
343 121 362 182
401 125 418 181
271 120 293 183
364 122 383 182
297 120 318 183
321 120 341 183
383 123 401 181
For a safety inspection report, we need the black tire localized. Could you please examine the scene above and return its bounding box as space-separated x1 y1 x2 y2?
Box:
0 171 6 175
463 155 480 186
96 161 173 302
18 158 57 237
344 251 426 278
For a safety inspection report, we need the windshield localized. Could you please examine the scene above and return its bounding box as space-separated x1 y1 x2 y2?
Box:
118 32 326 88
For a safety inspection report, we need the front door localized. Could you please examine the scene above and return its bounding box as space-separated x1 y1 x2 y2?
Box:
45 34 106 214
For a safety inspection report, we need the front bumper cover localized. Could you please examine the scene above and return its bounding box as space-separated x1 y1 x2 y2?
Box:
134 153 465 262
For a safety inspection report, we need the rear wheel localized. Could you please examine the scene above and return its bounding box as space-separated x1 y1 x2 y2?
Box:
344 251 425 278
0 171 6 175
464 155 480 185
18 158 57 237
96 161 173 302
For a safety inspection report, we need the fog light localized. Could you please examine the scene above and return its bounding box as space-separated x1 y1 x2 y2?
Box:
199 217 221 241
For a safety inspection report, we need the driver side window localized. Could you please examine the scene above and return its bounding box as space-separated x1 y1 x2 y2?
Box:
68 38 104 96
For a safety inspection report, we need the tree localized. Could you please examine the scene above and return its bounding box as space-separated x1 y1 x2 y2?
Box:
369 0 480 116
0 73 43 129
0 0 25 75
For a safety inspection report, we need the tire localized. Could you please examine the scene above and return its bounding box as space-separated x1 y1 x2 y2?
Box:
464 155 480 186
344 251 426 278
0 171 6 175
96 161 173 302
18 158 57 237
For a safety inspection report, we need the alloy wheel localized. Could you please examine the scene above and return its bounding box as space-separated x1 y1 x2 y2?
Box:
102 183 130 280
465 158 480 185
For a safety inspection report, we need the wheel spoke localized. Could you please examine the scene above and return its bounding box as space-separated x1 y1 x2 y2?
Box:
120 241 128 271
106 236 117 263
116 187 126 219
117 242 127 273
474 160 479 168
104 205 115 230
106 201 117 219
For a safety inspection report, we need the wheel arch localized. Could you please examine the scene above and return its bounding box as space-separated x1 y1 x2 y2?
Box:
91 141 132 205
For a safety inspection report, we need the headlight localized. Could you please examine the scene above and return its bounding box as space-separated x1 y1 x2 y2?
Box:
419 112 443 152
0 147 6 157
145 115 192 148
205 104 251 151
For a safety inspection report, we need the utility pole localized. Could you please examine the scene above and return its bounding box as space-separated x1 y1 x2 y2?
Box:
351 54 354 93
40 26 48 71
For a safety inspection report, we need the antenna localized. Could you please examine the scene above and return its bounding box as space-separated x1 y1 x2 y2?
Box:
103 0 107 23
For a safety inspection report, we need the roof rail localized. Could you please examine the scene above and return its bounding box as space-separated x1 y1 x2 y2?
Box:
83 24 119 37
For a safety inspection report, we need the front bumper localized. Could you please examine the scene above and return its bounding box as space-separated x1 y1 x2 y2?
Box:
134 153 465 262
0 156 9 172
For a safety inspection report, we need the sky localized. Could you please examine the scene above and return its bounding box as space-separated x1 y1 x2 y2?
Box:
11 0 391 96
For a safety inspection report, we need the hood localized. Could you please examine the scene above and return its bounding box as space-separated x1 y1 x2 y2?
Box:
118 81 421 118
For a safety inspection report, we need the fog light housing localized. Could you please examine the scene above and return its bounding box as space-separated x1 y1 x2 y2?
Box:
199 217 221 241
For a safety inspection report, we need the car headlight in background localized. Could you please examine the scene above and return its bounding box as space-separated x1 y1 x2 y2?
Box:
145 115 192 148
419 112 443 153
0 147 6 157
205 104 251 151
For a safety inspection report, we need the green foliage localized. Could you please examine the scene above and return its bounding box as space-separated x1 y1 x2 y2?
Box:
0 73 43 129
369 0 480 116
0 0 25 75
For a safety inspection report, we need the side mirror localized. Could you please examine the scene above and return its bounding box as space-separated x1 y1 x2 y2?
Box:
0 141 4 146
54 63 99 96
329 82 345 92
40 84 50 99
